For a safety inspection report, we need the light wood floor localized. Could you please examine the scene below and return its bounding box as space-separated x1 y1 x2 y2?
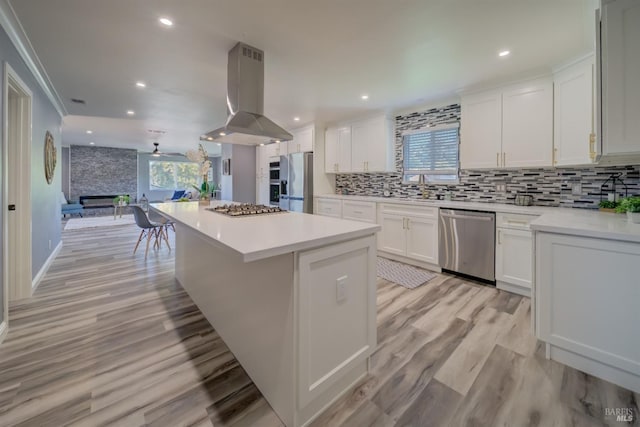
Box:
0 223 637 426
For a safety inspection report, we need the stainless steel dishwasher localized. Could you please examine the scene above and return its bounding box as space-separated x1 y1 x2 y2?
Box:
439 209 495 282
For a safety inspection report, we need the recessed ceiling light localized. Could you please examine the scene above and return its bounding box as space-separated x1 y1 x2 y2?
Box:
136 81 146 88
159 17 173 27
207 137 213 141
499 50 510 57
361 94 369 100
259 143 265 146
127 110 135 116
275 140 281 143
219 132 226 136
86 130 93 134
89 142 95 145
293 117 300 122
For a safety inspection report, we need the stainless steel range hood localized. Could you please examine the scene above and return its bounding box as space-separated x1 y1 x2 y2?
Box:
203 42 292 145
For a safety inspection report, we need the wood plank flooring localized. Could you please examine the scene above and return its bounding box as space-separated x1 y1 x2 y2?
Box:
0 222 638 426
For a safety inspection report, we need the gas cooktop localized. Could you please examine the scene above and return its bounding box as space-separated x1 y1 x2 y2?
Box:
207 203 286 217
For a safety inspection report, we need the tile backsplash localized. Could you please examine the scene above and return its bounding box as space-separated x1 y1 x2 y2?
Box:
335 104 640 208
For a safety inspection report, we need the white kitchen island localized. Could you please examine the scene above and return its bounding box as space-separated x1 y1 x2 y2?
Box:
150 201 380 427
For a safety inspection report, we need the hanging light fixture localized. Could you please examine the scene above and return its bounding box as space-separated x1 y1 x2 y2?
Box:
152 142 162 157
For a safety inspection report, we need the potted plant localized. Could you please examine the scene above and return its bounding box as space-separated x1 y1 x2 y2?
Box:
615 196 640 223
185 144 212 206
598 200 618 213
113 195 130 206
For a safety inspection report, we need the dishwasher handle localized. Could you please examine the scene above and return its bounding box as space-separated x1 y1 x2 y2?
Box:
440 213 494 221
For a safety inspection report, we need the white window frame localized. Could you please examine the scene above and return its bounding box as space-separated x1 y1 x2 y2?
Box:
402 122 460 184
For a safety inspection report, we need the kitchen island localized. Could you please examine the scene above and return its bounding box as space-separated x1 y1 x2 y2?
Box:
150 201 380 427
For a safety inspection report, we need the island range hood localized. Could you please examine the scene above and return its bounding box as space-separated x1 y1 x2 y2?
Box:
203 42 292 145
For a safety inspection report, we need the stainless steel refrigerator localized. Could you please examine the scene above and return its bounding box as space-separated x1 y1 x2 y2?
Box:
279 152 313 213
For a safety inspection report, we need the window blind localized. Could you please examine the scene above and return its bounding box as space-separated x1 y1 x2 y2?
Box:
402 123 459 175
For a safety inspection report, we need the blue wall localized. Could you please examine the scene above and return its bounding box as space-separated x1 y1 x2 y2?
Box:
0 23 63 323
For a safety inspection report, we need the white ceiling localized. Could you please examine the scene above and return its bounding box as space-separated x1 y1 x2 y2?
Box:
8 0 597 154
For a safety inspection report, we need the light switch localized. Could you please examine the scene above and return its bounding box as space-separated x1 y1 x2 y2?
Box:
336 275 348 303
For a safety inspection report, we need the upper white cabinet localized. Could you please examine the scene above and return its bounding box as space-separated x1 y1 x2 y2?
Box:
600 0 640 159
325 127 352 173
287 126 314 154
350 116 394 173
460 91 502 169
501 81 553 167
460 79 553 169
553 56 597 166
325 116 394 173
255 144 270 205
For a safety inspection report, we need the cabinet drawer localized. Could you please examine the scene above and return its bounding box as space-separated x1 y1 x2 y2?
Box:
378 203 438 219
316 198 342 218
342 201 376 223
496 212 539 230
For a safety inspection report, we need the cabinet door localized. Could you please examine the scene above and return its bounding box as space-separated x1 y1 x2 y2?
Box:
496 228 532 289
460 91 503 169
554 58 595 166
351 117 392 173
601 0 640 156
337 127 352 173
502 80 553 167
405 216 438 264
315 198 342 218
293 126 314 153
378 213 405 256
325 128 339 173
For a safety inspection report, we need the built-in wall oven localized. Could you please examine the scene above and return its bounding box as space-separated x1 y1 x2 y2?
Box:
269 160 280 206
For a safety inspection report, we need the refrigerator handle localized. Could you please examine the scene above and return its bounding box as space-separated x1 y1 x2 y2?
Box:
280 180 287 195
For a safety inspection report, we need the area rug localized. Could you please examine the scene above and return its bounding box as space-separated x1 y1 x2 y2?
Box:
64 215 135 230
376 257 437 289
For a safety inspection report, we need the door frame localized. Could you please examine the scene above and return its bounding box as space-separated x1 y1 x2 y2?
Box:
2 62 33 334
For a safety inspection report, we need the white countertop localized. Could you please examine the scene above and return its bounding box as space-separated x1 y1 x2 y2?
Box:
316 194 640 243
151 201 381 262
315 194 557 215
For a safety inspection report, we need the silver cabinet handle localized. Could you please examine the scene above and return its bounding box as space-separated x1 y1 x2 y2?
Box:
498 229 502 244
353 210 363 214
497 152 500 167
406 218 410 230
503 152 506 167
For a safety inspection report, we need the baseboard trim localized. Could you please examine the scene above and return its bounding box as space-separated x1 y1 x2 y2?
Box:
496 280 531 297
0 320 7 345
32 241 62 293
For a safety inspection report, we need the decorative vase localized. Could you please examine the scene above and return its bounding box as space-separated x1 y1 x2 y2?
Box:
627 211 640 224
199 196 210 206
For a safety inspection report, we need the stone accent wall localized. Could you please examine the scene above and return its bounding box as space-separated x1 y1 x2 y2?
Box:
335 105 640 209
70 145 138 214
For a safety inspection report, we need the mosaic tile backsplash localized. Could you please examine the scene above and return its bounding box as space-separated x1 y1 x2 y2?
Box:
335 104 640 208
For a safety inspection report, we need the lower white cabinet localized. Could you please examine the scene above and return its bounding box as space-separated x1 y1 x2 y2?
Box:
535 232 640 393
377 204 438 266
341 200 376 223
315 198 342 218
495 212 538 296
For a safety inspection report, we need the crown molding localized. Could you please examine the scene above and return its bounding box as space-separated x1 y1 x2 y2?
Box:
0 0 66 118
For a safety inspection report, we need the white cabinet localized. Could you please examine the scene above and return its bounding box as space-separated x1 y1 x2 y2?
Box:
377 204 439 266
553 56 596 166
460 79 553 169
350 116 394 173
264 142 280 159
600 0 640 159
325 116 393 173
288 126 314 154
460 91 502 169
342 200 376 223
315 197 342 218
255 145 270 205
325 127 351 173
495 212 537 296
501 81 553 167
535 231 640 393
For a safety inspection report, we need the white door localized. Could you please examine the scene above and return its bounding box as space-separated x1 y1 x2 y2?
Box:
502 80 553 168
405 216 438 264
378 213 405 255
325 128 339 173
601 0 640 156
460 91 503 169
554 58 595 166
496 228 532 289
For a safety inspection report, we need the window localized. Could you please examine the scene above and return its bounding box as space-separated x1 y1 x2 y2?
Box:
402 122 459 183
149 160 201 190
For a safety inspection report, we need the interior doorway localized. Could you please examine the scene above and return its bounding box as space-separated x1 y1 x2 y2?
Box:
3 62 33 328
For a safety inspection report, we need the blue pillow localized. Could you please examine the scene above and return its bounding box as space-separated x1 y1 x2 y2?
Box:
171 190 186 200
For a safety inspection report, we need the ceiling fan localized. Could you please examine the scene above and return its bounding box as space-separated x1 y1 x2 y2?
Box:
151 142 165 157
